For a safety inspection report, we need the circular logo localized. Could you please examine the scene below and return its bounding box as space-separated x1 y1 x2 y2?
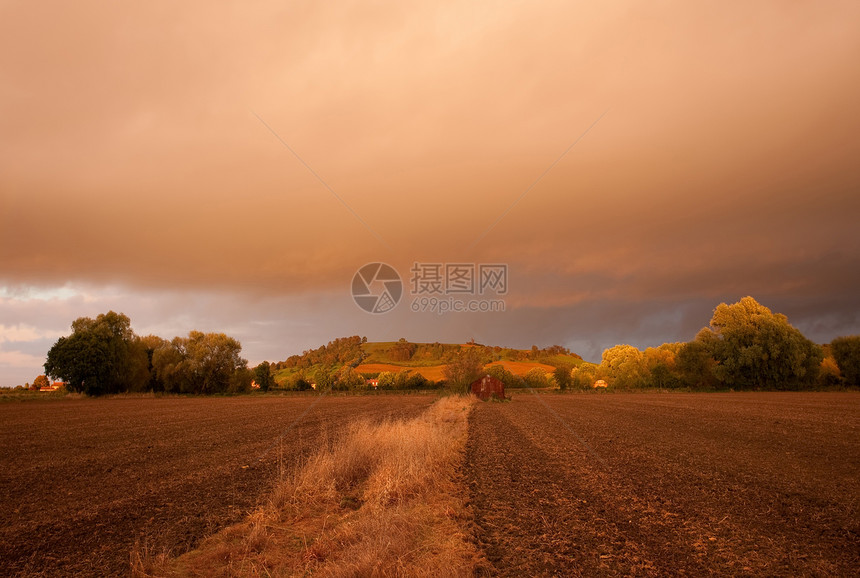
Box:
351 263 403 314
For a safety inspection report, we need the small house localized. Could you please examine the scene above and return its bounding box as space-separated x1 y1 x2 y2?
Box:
593 379 608 388
470 374 506 401
39 382 65 392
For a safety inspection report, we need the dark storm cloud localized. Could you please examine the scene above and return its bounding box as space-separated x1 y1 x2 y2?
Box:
2 1 859 383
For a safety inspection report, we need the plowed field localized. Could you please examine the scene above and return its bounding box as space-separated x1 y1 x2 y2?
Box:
466 392 859 576
0 395 430 576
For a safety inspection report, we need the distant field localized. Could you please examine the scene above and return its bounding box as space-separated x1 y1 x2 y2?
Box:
354 360 557 381
354 363 448 381
485 360 556 376
467 392 860 575
0 395 430 577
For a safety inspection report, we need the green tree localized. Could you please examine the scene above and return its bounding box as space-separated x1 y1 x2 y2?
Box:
377 371 396 390
676 335 718 389
285 371 312 391
553 364 573 390
831 336 860 386
485 364 522 388
254 361 274 392
699 297 822 390
407 372 430 389
32 375 50 390
313 367 336 392
524 367 550 389
45 311 149 395
229 366 254 394
151 331 248 394
151 337 189 393
392 370 411 390
184 332 246 394
335 365 365 390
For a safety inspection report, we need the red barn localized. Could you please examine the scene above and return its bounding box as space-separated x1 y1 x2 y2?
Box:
470 375 506 401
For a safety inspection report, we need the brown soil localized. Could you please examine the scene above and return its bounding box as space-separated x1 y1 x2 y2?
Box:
465 392 860 577
0 395 430 576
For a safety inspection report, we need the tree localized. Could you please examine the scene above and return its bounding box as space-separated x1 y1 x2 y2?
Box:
392 370 411 390
377 371 396 390
676 335 718 389
524 367 550 389
600 345 647 389
390 338 417 361
151 337 189 393
443 347 484 392
485 364 523 388
699 297 822 390
185 332 246 393
571 364 599 389
151 331 248 394
33 375 50 390
407 372 430 389
45 311 149 395
285 372 312 391
818 356 842 388
335 365 365 390
643 345 682 389
254 361 275 392
313 367 336 392
553 364 573 390
229 366 254 394
140 335 169 391
831 336 860 386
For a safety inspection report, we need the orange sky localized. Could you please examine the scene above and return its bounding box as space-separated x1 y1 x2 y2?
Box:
2 1 860 385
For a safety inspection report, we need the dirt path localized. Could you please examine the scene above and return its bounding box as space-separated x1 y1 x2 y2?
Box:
0 395 431 576
465 392 860 576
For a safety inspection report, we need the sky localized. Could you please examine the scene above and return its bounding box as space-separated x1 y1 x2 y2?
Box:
2 1 860 386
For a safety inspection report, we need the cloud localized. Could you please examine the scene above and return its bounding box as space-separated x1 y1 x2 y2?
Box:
0 349 45 370
0 324 63 344
2 1 860 382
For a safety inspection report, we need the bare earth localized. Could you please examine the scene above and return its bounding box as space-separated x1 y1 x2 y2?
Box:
0 395 431 576
466 392 860 577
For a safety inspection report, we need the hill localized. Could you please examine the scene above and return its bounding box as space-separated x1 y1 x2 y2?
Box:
272 337 582 388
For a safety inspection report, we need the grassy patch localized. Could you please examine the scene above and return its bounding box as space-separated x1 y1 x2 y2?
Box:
539 353 586 368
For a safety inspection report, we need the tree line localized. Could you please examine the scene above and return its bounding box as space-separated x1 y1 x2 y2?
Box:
565 297 860 391
277 336 367 371
45 311 252 395
42 298 860 396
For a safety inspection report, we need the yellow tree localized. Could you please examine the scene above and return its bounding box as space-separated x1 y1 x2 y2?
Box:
600 345 647 388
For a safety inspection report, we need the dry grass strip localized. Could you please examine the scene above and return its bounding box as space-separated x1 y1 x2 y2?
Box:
133 395 482 577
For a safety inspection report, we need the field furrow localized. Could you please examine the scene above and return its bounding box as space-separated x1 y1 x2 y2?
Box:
466 393 860 576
